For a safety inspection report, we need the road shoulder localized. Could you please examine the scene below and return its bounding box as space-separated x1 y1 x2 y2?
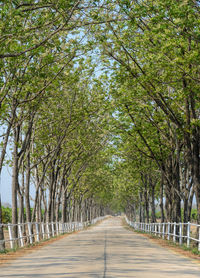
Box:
122 218 200 265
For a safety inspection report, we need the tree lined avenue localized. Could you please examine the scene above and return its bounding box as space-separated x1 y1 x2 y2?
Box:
0 0 200 253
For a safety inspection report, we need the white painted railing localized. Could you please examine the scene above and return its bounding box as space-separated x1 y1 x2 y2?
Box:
125 216 200 251
0 216 105 250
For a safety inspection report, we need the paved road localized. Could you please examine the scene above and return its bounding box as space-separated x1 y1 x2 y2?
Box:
1 217 200 277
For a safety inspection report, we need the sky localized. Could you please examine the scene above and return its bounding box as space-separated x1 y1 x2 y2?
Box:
0 166 36 207
0 166 12 205
0 162 36 206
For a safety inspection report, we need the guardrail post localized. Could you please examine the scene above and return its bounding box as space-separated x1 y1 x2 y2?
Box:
8 224 14 249
159 223 161 237
51 223 55 237
167 222 170 240
198 227 200 252
162 223 165 239
173 222 176 242
28 222 33 244
46 223 50 239
18 224 24 247
56 222 59 235
187 222 190 247
35 223 40 242
179 223 182 245
41 222 45 239
61 223 64 233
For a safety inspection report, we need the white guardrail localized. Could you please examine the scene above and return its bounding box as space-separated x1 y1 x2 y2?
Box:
0 216 105 250
125 216 200 251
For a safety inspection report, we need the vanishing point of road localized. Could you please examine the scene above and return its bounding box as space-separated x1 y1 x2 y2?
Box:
1 217 200 277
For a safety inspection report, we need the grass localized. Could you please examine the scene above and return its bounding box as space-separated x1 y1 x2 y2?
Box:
0 249 10 254
181 244 200 255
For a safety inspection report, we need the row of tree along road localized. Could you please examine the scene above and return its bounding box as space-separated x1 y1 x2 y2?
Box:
0 1 200 248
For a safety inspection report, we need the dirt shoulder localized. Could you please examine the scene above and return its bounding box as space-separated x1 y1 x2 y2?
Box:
0 231 78 266
123 219 200 263
0 219 105 267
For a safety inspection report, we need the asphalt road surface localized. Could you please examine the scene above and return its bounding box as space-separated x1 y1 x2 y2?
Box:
1 217 200 277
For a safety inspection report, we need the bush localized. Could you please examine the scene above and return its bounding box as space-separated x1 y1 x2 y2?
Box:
155 211 161 219
2 206 12 223
191 209 197 221
181 208 198 222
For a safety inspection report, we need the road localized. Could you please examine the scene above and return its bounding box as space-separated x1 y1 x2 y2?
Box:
1 217 200 277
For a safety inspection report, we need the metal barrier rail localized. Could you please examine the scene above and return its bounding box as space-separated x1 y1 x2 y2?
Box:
0 216 106 250
125 216 200 251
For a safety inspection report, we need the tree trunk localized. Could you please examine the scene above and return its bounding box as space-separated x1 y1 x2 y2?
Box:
188 186 194 222
144 178 149 223
12 126 20 243
0 196 5 250
61 187 67 223
25 152 31 223
160 174 165 222
139 191 143 222
150 181 156 223
18 193 24 224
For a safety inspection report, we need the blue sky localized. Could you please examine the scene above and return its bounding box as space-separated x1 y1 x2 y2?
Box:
1 166 12 205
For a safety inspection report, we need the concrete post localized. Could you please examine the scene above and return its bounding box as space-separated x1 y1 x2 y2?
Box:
8 224 14 249
173 222 176 243
18 224 24 247
41 222 45 239
187 222 190 248
35 223 40 242
179 223 182 245
28 222 33 244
